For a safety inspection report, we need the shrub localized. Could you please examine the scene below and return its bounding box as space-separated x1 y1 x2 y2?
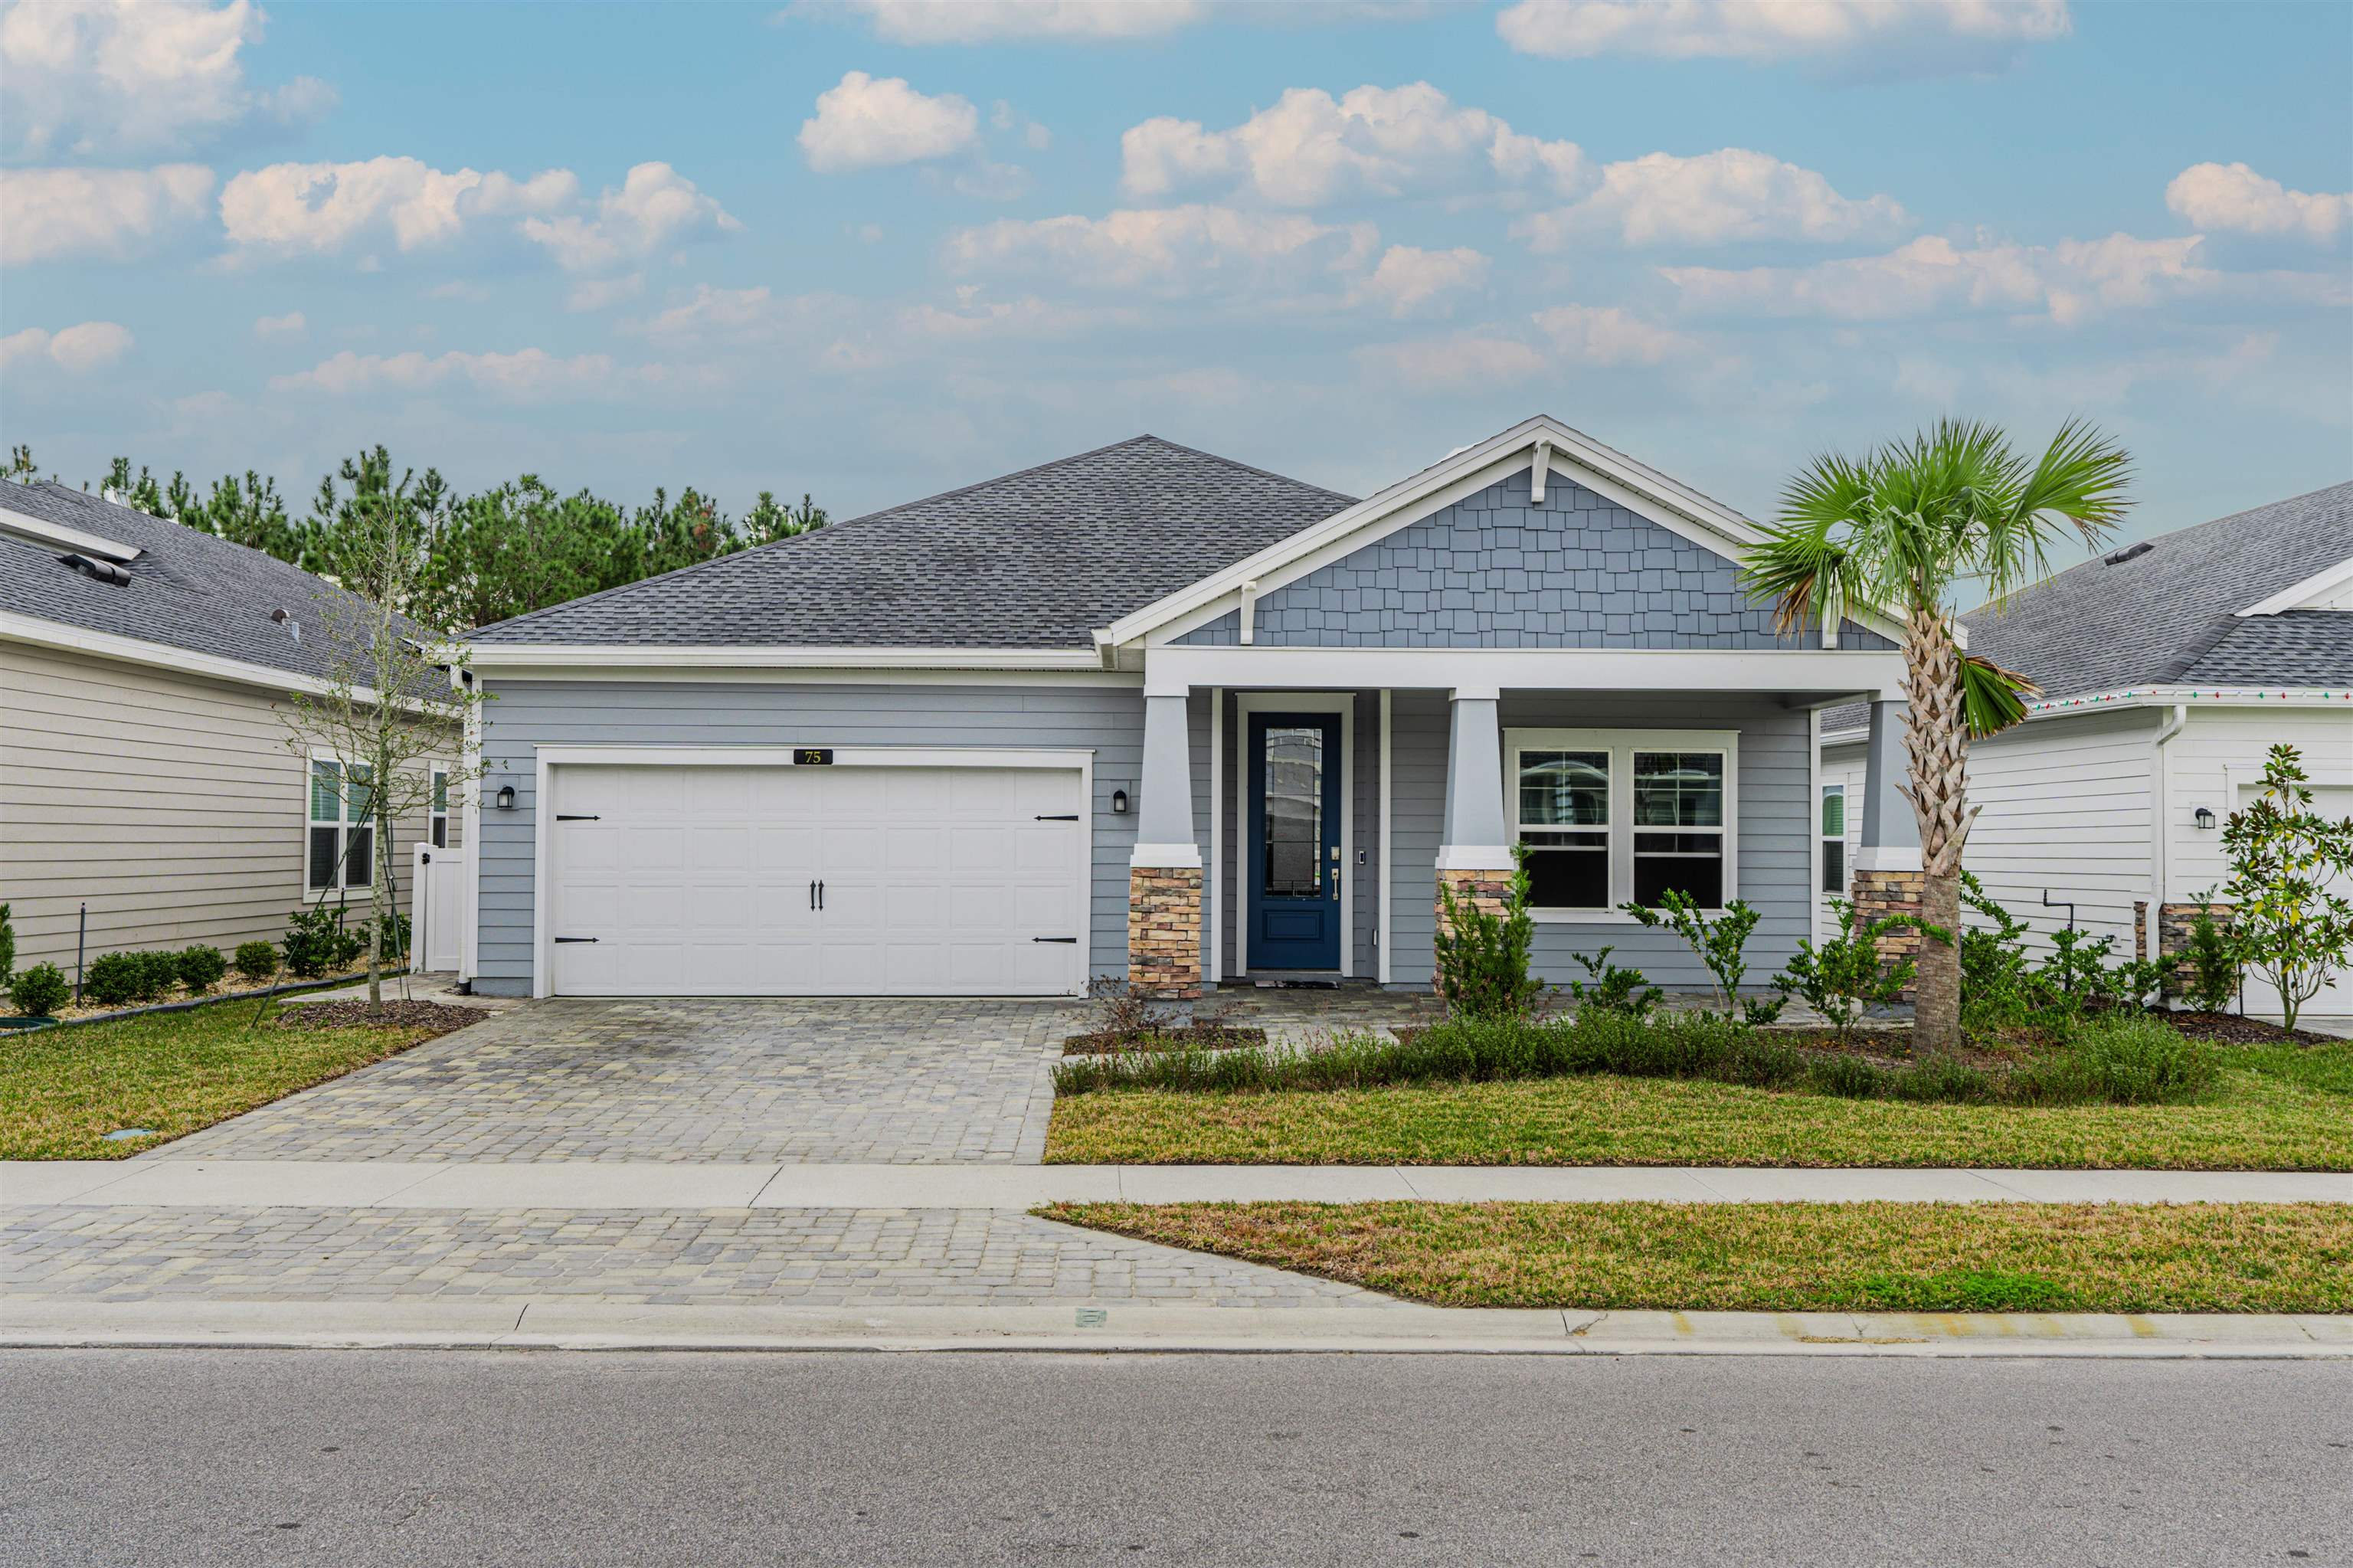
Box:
134 948 183 1000
1957 870 2034 1031
283 905 362 977
8 961 67 1018
1434 846 1540 1021
2179 901 2240 1013
2031 925 2117 1024
0 901 14 987
2010 1013 2219 1107
1564 947 1662 1020
234 941 280 983
1772 899 1916 1043
80 951 149 1008
176 944 227 995
1085 974 1179 1040
1622 888 1764 1018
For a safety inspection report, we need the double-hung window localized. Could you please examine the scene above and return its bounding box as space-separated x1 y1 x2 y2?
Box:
1506 729 1738 915
306 756 375 895
1820 784 1847 895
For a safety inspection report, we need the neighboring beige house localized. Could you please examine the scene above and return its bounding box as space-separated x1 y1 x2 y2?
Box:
1823 481 2353 1020
0 482 454 974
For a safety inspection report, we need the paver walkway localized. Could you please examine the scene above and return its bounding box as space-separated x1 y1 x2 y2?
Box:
165 997 1086 1165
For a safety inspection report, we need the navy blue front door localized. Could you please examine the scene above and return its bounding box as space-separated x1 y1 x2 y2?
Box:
1247 713 1342 971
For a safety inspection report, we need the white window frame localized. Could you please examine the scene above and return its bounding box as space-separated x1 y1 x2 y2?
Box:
1510 744 1613 912
304 751 376 900
1503 728 1739 922
429 764 450 849
1819 782 1847 899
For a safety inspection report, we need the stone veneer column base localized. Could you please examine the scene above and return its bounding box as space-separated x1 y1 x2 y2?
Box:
1851 866 1927 1000
1435 868 1513 935
2157 902 2233 993
1127 865 1204 1000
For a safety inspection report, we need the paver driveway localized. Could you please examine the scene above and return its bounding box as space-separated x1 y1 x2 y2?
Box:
163 998 1088 1165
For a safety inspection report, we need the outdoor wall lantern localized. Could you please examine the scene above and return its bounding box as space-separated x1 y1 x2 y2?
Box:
2194 806 2217 831
496 784 517 810
1111 788 1130 815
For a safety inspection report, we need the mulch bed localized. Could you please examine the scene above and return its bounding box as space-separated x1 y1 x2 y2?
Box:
1063 1023 1269 1056
277 1000 493 1038
2165 1011 2334 1046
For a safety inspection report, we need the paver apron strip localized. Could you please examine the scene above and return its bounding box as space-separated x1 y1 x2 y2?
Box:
6 1160 2349 1209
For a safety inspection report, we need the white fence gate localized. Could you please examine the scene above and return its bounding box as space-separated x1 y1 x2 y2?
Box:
411 843 466 974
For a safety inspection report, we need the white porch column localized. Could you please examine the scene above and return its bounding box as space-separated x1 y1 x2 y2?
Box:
1854 698 1924 992
1128 690 1203 998
1434 686 1514 956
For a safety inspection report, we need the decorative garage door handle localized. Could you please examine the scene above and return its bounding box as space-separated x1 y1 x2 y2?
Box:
554 937 598 944
1033 813 1078 820
1032 937 1078 944
809 880 826 911
555 813 600 820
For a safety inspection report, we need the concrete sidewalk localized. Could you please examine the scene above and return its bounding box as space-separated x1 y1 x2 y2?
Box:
5 1296 2347 1359
8 1158 2348 1209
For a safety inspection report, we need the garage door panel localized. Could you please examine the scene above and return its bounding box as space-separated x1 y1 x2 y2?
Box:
547 761 1085 997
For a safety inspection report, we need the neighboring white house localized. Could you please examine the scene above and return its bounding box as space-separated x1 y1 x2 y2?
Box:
1823 481 2353 1020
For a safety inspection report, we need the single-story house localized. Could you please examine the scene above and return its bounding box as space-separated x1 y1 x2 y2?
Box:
0 482 452 974
1823 481 2352 1016
457 416 1916 1000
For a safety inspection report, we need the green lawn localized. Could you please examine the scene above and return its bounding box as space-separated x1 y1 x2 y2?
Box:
0 1000 446 1160
1044 1047 2353 1170
1042 1200 2353 1313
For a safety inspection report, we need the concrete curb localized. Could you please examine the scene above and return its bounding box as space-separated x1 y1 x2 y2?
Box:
4 1299 2347 1359
10 1159 2350 1210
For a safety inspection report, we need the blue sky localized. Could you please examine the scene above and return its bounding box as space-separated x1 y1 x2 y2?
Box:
3 0 2348 558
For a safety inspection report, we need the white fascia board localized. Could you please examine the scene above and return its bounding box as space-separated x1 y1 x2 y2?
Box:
1097 413 1910 653
472 663 1140 689
1144 645 1906 699
0 607 365 702
0 505 142 564
463 643 1105 674
2237 555 2353 616
2021 683 2353 719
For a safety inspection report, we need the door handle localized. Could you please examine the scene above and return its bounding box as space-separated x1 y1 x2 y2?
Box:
817 879 825 911
810 879 816 911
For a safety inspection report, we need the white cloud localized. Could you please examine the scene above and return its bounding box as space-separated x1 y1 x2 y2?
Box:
518 162 738 271
820 1 1205 44
0 0 333 156
565 273 645 312
269 346 619 402
1515 148 1910 249
2 319 135 372
1356 332 1546 391
1350 245 1488 316
799 70 979 173
2166 162 2348 244
1660 231 2224 325
1121 83 1586 206
252 309 305 338
898 290 1138 341
0 163 214 263
1497 0 2070 74
220 155 577 257
944 204 1377 298
1531 303 1697 365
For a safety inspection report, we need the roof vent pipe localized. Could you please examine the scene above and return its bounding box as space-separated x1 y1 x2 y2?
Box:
271 607 302 643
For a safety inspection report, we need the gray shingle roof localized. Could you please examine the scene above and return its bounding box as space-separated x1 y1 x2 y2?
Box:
1962 481 2353 699
1825 480 2353 737
0 480 428 688
468 436 1356 649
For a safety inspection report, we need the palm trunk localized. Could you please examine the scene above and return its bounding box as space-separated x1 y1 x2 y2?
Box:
1900 604 1972 1052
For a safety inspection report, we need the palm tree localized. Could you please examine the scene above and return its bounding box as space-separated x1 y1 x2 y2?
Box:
1743 419 2132 1052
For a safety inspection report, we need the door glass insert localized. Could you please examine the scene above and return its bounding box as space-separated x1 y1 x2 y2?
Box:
1261 725 1324 896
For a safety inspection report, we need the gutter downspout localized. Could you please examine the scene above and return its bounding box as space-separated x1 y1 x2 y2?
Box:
2148 702 2189 954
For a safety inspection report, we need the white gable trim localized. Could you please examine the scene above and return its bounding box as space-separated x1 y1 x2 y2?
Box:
2238 555 2353 617
0 505 143 565
1098 414 1907 655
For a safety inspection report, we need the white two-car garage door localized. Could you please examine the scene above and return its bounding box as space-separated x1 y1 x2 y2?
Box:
543 758 1088 997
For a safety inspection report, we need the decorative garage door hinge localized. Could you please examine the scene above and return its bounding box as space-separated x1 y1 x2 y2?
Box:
555 813 600 820
553 936 599 944
1032 936 1078 944
1033 813 1078 820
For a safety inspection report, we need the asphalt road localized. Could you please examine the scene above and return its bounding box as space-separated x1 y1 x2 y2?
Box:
3 1350 2346 1567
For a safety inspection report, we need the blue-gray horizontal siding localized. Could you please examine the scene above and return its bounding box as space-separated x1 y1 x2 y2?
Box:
473 679 1149 995
1386 692 1813 993
1178 467 1890 651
